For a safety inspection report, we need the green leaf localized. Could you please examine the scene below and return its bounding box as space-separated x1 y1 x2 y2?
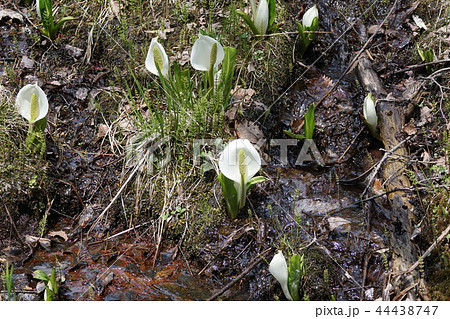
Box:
247 176 269 189
220 47 237 107
283 129 305 140
236 10 260 35
50 267 58 296
416 44 425 61
288 254 305 301
33 270 50 282
268 0 276 27
304 103 315 140
217 173 240 219
424 49 434 63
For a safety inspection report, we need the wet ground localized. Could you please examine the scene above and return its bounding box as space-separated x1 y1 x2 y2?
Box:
1 0 446 301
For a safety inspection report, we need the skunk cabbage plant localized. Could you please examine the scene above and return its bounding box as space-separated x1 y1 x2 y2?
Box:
190 34 225 95
363 92 378 137
37 0 75 40
302 5 319 30
297 5 319 56
16 83 48 155
269 251 305 301
16 83 48 124
190 34 224 72
218 139 268 218
269 251 293 301
145 38 170 78
237 0 276 35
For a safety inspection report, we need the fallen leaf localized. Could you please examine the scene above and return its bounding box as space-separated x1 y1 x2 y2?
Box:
328 216 351 231
373 178 385 195
20 56 34 69
412 15 427 30
48 230 69 242
25 235 51 250
417 106 433 126
0 9 23 23
109 0 121 20
235 120 264 144
96 124 109 139
402 118 417 135
401 77 422 101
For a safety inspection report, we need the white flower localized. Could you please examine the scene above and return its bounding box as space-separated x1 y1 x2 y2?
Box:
190 34 225 72
253 0 269 35
16 84 49 124
218 139 261 208
268 251 293 301
145 38 170 78
36 0 41 18
363 92 378 130
302 5 319 29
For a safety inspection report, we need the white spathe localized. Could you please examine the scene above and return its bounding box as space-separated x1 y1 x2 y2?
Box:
268 251 293 301
253 0 269 35
16 83 49 124
363 92 378 130
190 34 225 72
218 139 261 205
145 38 170 78
302 5 319 29
36 0 41 18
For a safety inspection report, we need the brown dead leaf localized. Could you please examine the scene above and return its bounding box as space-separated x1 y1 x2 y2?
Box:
231 87 256 102
402 118 417 135
224 105 238 122
25 235 51 250
401 77 423 101
109 0 121 20
97 124 109 140
48 230 69 242
373 178 385 195
235 120 264 145
291 118 304 134
417 106 433 126
328 217 351 232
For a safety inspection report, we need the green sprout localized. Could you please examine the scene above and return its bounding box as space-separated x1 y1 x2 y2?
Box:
2 262 16 301
416 44 434 74
297 5 319 56
37 0 75 40
33 267 59 301
236 0 277 35
284 103 316 140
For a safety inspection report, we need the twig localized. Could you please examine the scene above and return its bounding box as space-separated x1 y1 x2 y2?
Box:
338 127 365 162
87 222 150 246
406 223 450 274
206 248 272 301
2 202 27 248
87 151 149 236
391 59 450 75
361 137 409 198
